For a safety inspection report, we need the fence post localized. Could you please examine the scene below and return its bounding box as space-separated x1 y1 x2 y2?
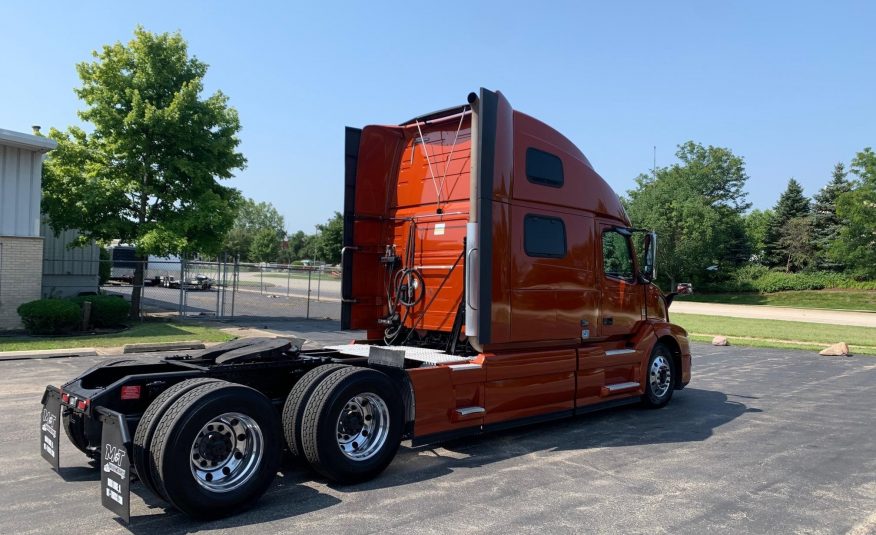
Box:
260 265 264 295
306 268 312 319
231 258 238 318
317 265 322 302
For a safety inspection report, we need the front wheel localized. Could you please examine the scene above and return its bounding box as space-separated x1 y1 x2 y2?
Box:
641 343 675 408
300 367 403 483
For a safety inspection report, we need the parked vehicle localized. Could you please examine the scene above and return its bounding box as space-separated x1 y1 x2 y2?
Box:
40 88 692 522
159 274 213 290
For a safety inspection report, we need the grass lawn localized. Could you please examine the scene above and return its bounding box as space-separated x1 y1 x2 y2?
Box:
0 322 235 352
675 289 876 312
671 312 876 355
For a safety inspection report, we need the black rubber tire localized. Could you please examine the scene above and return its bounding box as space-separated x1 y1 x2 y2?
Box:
300 367 403 483
132 378 226 500
641 343 676 409
150 382 281 518
281 364 350 458
62 410 91 456
63 358 139 458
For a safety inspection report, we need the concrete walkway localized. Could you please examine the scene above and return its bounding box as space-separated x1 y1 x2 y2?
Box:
671 301 876 327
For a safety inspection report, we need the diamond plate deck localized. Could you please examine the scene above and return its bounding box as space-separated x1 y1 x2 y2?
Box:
325 344 472 364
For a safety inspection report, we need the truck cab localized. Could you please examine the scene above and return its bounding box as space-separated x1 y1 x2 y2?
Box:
341 88 691 442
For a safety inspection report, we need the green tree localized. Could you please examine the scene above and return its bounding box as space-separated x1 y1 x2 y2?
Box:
832 148 876 276
249 227 281 263
744 209 773 261
762 178 810 267
310 212 344 264
222 198 286 261
777 216 816 272
42 27 245 317
626 142 751 288
812 163 852 270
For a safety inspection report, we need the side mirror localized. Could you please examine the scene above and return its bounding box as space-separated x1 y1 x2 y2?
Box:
641 231 657 282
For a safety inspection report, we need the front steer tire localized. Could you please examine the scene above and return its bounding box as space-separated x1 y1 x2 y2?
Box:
300 367 403 484
149 382 281 518
641 343 676 409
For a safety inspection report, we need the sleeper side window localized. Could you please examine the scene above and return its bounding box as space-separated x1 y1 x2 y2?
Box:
524 214 566 258
526 148 564 188
602 230 634 280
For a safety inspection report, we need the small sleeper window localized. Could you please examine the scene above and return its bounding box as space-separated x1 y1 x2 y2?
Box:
524 214 566 258
526 148 564 187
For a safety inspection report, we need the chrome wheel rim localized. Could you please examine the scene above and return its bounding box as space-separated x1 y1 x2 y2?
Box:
650 355 672 398
190 412 263 493
336 392 390 461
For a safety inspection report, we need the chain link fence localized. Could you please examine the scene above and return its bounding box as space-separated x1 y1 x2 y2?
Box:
42 257 342 320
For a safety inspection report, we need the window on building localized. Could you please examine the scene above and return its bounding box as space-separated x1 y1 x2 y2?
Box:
602 230 634 280
524 214 566 258
526 148 564 187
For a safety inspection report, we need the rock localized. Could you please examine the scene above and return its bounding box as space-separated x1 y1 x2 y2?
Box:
712 336 729 346
819 342 850 356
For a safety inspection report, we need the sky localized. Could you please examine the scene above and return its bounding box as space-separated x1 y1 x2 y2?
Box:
2 1 874 233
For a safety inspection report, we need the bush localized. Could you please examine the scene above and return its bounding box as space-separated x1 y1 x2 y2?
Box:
69 295 130 327
702 267 876 294
17 299 81 334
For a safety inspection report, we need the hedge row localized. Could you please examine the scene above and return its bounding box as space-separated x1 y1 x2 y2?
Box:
700 266 876 293
17 295 130 335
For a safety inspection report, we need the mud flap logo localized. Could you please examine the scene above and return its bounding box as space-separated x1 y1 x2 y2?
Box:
103 445 127 480
41 409 58 439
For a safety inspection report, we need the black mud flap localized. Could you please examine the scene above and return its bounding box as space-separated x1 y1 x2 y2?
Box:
97 407 132 524
40 386 61 471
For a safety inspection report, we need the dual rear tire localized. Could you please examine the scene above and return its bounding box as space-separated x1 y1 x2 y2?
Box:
133 379 280 518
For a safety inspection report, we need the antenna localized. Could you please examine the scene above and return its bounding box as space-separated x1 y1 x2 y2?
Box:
652 146 657 180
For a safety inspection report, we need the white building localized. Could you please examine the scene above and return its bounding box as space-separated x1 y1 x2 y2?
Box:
0 128 57 329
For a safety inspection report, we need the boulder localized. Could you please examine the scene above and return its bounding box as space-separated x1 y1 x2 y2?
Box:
819 342 850 357
712 336 729 346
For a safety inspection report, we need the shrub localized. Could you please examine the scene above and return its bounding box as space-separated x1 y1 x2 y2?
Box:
69 295 130 327
705 267 876 294
17 299 81 334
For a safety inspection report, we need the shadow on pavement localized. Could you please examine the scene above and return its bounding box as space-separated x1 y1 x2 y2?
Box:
115 387 749 532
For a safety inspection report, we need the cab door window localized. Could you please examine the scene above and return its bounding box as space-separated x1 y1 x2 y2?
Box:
602 230 634 280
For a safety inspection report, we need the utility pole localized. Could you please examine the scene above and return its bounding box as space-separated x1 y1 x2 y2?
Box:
653 145 657 180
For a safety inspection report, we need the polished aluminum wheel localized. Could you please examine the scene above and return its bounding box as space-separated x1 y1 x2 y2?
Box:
649 355 672 398
190 412 264 493
335 392 390 461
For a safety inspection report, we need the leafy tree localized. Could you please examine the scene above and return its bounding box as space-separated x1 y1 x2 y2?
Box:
283 230 312 262
671 141 752 214
42 27 245 317
310 212 344 264
762 179 810 267
744 209 773 261
222 198 286 261
626 142 750 288
832 148 876 276
249 227 281 263
812 163 852 270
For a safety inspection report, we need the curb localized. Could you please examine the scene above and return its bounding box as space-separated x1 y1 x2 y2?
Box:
0 347 98 362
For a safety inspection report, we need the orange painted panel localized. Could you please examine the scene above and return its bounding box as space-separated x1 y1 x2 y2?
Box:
483 349 576 424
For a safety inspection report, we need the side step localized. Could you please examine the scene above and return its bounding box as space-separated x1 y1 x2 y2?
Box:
600 381 640 396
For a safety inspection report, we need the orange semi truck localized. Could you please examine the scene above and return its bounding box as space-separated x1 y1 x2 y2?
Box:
39 88 691 521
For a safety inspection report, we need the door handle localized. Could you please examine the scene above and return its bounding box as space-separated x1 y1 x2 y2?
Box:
603 317 614 326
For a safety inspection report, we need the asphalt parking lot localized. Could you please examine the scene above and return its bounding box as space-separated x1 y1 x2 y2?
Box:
2 342 875 534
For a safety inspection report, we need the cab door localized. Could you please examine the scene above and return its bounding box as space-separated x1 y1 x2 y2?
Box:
598 224 644 338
